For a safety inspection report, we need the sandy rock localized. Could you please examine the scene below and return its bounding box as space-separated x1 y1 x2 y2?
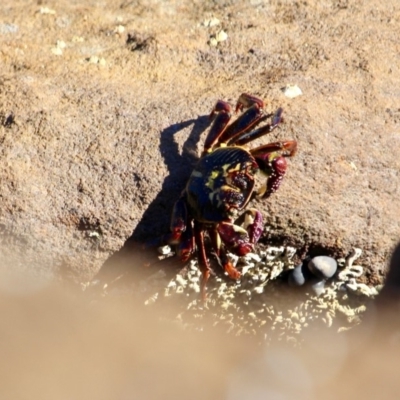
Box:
0 0 399 286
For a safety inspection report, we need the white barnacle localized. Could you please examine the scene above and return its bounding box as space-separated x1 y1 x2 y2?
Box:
290 312 300 321
189 260 198 271
345 247 363 268
158 245 172 255
338 265 364 281
346 281 378 297
325 311 333 327
336 304 356 317
284 246 297 260
242 252 262 263
217 282 227 296
175 274 187 287
253 285 264 294
270 261 285 280
167 280 177 288
189 282 200 293
248 312 257 319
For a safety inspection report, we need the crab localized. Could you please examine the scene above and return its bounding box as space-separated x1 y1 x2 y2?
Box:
154 93 297 300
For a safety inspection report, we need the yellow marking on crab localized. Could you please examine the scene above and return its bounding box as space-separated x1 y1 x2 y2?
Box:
205 169 222 189
220 184 240 193
215 231 221 249
211 170 220 179
256 183 267 197
218 164 229 174
243 211 255 227
232 224 248 234
227 163 241 173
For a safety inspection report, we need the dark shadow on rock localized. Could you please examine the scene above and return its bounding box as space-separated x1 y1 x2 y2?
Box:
92 115 210 287
373 241 400 324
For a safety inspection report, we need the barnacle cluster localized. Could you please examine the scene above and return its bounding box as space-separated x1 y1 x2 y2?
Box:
139 246 380 344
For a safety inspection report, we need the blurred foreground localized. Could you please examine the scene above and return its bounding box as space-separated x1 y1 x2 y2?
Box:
1 243 400 400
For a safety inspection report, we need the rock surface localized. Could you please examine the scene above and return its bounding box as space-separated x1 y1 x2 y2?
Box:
1 0 399 285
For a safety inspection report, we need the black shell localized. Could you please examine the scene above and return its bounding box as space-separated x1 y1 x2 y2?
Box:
186 147 258 223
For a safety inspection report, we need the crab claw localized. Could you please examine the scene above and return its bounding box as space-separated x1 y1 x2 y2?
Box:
209 99 232 120
235 93 265 113
252 139 297 198
242 208 264 244
217 223 252 256
217 210 263 256
265 155 288 198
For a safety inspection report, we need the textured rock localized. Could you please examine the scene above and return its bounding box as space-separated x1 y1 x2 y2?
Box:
0 0 399 286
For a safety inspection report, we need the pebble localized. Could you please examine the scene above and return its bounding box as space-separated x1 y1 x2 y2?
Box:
215 30 228 42
288 262 312 286
307 256 337 280
282 84 303 98
310 279 326 296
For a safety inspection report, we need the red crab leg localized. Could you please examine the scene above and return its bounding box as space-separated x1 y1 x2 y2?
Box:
177 220 195 262
250 140 297 158
218 104 267 144
250 140 297 198
145 194 187 248
229 108 283 146
217 93 267 144
203 100 232 153
194 222 211 301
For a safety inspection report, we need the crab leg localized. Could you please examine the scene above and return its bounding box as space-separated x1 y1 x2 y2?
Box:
229 108 283 146
250 140 297 158
194 222 211 301
216 93 267 144
177 220 195 262
218 104 267 144
203 100 232 153
145 194 187 248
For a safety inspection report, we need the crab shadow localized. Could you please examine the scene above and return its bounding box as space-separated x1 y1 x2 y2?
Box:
92 115 210 287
